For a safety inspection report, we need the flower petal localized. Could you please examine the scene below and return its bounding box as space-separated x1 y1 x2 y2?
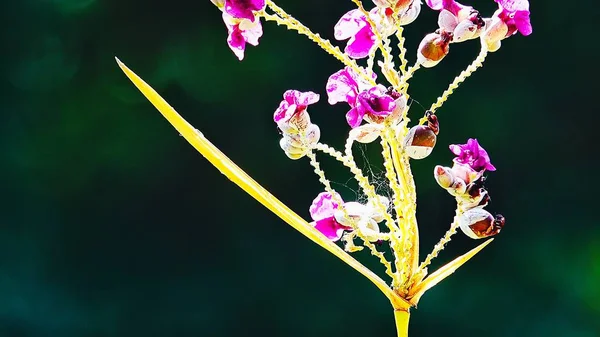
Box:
313 218 346 241
334 9 368 40
224 0 266 21
326 68 359 105
310 192 343 221
344 25 376 59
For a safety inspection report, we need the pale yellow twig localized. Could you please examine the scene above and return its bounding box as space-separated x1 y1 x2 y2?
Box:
429 47 488 113
263 1 375 86
395 27 409 76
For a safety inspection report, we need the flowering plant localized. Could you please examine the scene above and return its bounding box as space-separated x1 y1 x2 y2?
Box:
116 0 531 335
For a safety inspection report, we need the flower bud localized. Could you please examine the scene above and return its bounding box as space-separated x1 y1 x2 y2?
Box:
417 31 452 68
434 165 467 195
458 208 505 239
481 16 508 52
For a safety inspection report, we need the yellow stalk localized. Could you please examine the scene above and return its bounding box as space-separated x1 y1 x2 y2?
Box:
394 309 410 337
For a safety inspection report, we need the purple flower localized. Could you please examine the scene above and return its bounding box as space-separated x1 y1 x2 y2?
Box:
347 86 395 128
449 138 496 172
425 0 468 16
224 0 265 21
494 0 532 36
273 90 320 125
326 68 394 128
309 192 352 241
334 9 377 59
223 12 263 60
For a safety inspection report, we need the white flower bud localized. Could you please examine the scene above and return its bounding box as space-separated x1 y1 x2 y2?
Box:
434 165 467 195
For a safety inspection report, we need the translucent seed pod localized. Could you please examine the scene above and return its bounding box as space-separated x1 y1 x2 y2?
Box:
398 0 421 26
403 125 436 159
453 20 479 42
349 124 383 144
434 165 467 195
417 31 452 68
458 208 505 239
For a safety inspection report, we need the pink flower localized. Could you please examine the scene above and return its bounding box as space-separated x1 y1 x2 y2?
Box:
494 0 532 36
326 68 395 128
273 90 320 126
347 86 395 128
334 9 377 59
425 0 467 16
449 138 496 172
309 192 352 241
223 12 263 61
224 0 265 21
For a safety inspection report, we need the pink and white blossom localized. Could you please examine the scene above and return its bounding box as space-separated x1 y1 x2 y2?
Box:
449 138 496 172
224 0 265 21
222 12 263 60
326 67 395 128
334 9 377 59
309 192 352 241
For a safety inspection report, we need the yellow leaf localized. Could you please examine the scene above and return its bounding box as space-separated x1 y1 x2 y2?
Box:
408 238 494 305
115 57 407 308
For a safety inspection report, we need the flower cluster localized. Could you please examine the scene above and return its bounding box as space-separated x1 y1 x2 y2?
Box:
309 192 389 242
121 0 533 335
273 90 321 160
207 0 531 306
434 139 505 239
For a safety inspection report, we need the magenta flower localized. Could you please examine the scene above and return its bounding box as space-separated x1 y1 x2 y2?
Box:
309 192 352 241
449 138 496 172
334 9 377 59
326 68 394 128
273 90 320 126
348 86 396 127
224 0 265 21
425 0 468 16
494 0 532 36
222 12 263 61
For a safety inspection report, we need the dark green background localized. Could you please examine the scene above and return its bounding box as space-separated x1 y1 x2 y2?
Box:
1 0 598 336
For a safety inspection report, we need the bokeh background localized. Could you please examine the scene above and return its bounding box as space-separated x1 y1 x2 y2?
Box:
1 0 598 336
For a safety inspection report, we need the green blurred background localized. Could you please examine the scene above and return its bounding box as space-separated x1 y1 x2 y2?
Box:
1 0 598 336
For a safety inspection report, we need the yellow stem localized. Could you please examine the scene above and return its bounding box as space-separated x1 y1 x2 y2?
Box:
394 308 410 337
429 47 488 113
263 0 375 85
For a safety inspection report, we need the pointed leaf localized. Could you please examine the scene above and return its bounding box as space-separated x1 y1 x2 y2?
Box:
115 57 405 306
408 238 493 305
